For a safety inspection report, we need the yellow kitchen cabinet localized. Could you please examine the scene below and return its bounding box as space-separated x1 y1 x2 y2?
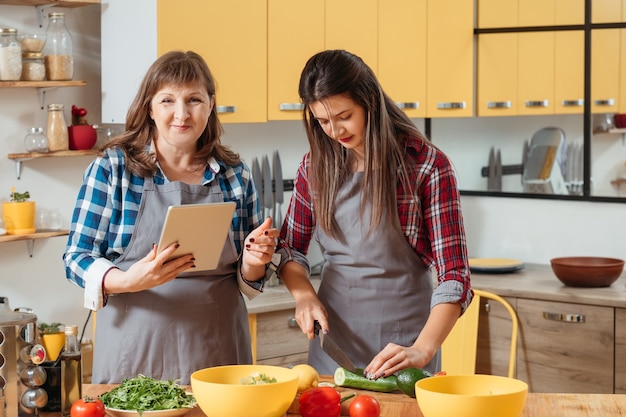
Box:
477 33 518 116
620 29 626 113
616 308 626 394
267 0 324 121
478 0 584 28
591 29 620 114
592 0 625 23
477 0 518 28
426 0 474 118
518 32 555 115
554 31 585 114
377 0 426 118
325 0 378 74
554 0 585 25
250 309 309 367
519 0 557 26
157 0 267 123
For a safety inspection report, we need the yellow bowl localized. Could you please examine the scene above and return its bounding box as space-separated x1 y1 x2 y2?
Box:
190 365 298 417
415 374 528 417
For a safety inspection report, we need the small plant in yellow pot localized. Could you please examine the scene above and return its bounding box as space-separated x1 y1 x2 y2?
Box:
2 187 36 235
38 322 65 362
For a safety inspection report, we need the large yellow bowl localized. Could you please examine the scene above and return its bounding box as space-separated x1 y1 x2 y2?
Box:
415 374 528 417
190 365 298 417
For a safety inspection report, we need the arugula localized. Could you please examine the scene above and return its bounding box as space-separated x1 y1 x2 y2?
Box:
99 375 196 412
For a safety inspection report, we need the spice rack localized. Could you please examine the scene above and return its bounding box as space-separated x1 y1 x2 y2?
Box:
0 230 69 257
8 149 97 179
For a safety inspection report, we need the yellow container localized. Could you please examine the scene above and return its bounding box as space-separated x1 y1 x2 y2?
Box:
41 332 65 362
2 201 36 234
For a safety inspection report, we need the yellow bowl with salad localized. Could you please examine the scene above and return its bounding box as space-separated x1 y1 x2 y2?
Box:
190 365 298 417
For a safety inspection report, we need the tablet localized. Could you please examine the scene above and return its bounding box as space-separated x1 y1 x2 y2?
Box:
157 202 236 271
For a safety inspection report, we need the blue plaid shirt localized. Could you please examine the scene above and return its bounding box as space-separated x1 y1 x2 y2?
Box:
63 146 263 309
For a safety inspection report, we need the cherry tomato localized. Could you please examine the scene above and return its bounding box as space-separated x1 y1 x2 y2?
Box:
70 397 106 417
348 395 381 417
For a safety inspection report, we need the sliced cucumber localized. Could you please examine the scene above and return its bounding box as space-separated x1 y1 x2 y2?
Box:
334 367 399 393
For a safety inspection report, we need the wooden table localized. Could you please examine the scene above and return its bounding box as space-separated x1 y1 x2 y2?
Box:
72 383 626 417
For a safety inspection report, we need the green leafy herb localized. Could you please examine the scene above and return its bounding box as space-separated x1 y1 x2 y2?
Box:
99 375 196 412
240 372 277 385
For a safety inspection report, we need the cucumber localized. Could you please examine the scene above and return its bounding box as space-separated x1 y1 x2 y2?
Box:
334 367 399 393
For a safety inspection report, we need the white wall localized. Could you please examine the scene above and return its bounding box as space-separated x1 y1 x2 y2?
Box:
1 5 625 340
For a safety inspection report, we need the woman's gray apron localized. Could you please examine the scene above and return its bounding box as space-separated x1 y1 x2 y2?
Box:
92 175 252 384
309 172 439 375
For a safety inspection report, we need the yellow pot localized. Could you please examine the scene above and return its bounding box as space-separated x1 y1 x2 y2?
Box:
2 201 36 235
41 332 65 362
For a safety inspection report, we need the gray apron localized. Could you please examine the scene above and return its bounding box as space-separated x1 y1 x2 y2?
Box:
92 175 252 384
309 172 439 375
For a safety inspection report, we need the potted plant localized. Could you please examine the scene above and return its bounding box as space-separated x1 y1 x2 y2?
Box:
68 105 97 150
38 322 65 362
2 187 36 235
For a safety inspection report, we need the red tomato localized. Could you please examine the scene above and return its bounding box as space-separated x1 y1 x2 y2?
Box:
348 395 381 417
70 398 106 417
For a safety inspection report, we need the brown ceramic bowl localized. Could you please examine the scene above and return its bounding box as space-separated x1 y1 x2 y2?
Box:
550 257 624 287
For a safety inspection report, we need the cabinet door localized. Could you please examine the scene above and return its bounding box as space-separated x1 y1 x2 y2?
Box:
591 29 620 114
255 309 309 367
620 29 626 113
157 0 267 123
555 0 584 25
515 298 614 393
267 0 324 121
476 296 517 377
477 33 518 116
426 0 474 117
616 308 626 394
325 0 378 73
592 0 624 23
378 0 426 118
477 0 518 28
518 32 554 115
554 31 585 114
518 0 555 26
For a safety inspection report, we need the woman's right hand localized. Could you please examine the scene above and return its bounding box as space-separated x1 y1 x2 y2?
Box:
293 293 329 340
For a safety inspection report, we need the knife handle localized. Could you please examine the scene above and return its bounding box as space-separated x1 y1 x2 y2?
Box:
313 320 321 336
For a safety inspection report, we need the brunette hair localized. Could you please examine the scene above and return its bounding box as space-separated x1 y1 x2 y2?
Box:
298 49 428 238
102 50 240 177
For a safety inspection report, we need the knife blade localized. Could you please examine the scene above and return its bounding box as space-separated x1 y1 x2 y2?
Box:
251 157 263 214
273 150 284 228
314 321 356 372
262 155 273 220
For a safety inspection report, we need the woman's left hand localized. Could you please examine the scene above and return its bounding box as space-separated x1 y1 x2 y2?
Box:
363 343 431 380
241 217 279 274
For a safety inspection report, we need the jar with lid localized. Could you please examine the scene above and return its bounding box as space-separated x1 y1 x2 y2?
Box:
47 104 69 151
43 12 73 81
21 52 45 81
0 28 22 81
24 127 49 152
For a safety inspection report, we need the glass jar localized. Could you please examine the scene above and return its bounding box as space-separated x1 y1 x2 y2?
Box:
0 28 22 81
47 104 69 151
43 12 73 81
24 127 49 152
21 52 46 81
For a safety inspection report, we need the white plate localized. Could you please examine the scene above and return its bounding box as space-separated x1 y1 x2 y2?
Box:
105 406 196 417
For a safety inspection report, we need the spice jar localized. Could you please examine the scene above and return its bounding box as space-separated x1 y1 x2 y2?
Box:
46 104 69 151
0 28 22 81
21 52 45 81
24 127 49 152
43 12 73 81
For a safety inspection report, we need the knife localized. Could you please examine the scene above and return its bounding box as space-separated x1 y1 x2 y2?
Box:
262 155 273 220
273 150 284 228
314 321 356 372
251 157 263 215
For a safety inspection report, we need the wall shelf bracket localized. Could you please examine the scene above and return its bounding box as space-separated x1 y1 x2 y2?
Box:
35 5 54 27
26 239 35 257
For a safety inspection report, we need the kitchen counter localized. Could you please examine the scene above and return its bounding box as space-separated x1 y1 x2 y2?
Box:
72 383 626 417
471 263 626 308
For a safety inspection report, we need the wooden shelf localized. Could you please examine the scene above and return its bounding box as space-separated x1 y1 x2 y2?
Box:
0 230 69 257
8 149 97 179
0 80 86 88
0 0 98 7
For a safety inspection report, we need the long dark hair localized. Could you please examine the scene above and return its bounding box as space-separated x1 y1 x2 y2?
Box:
298 49 428 238
102 50 239 177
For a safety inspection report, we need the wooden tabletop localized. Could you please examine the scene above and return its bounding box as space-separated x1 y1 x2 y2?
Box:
70 382 626 417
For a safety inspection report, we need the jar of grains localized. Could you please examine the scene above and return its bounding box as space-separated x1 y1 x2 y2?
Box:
21 52 46 81
43 12 73 80
0 28 22 81
46 104 69 151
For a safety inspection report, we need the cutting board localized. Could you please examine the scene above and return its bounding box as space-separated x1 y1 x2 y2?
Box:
287 376 420 416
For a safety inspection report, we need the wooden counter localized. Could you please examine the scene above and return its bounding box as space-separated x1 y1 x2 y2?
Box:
74 383 626 417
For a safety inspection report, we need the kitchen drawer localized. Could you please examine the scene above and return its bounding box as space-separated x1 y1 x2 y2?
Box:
515 298 614 393
615 308 626 394
254 309 309 364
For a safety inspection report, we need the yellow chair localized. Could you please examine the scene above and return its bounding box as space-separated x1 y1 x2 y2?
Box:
441 289 518 378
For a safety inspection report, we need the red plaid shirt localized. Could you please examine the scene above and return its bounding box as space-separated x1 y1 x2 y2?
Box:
279 135 472 308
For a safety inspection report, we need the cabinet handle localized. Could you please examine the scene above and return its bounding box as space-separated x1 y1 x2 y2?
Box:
562 99 584 107
279 103 304 111
525 100 549 108
395 102 420 109
216 105 237 114
437 102 466 110
543 311 586 323
487 101 512 109
287 317 299 328
594 99 615 107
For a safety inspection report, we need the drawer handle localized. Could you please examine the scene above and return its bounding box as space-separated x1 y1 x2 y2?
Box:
543 311 586 323
216 105 237 114
594 99 615 107
562 99 584 107
287 317 299 328
487 101 512 109
395 101 420 109
437 102 466 110
279 103 304 111
525 100 549 108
